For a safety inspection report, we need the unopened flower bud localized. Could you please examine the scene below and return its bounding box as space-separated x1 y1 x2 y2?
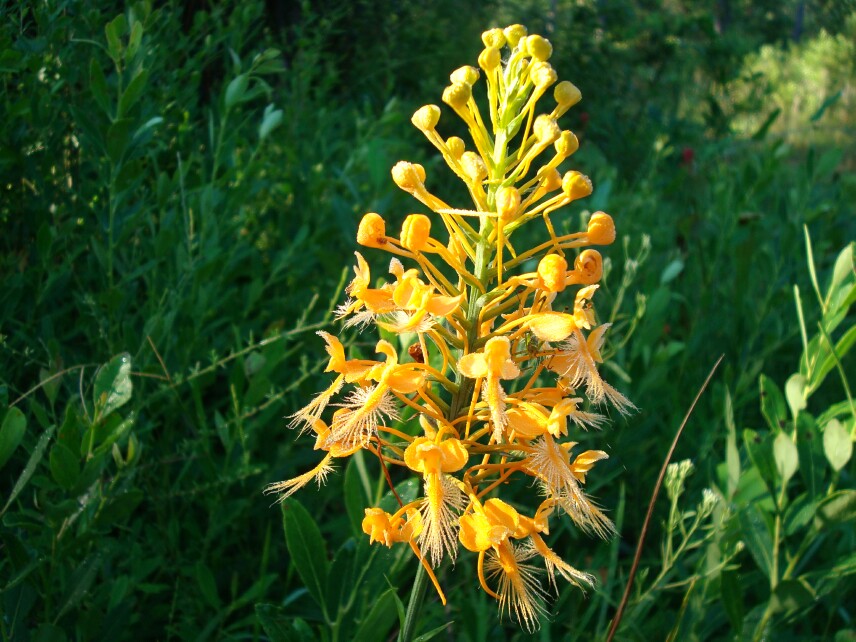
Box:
562 171 593 199
554 81 582 109
401 214 431 252
442 82 471 109
495 186 521 222
446 136 465 160
529 61 557 89
357 213 387 248
537 166 563 192
534 115 560 144
479 46 501 72
538 253 568 292
481 28 506 49
587 212 615 245
391 161 426 191
461 151 487 183
554 131 579 157
504 24 527 46
525 34 553 61
411 105 440 131
450 65 480 87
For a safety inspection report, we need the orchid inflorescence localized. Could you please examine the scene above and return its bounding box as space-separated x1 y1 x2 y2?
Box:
268 24 633 630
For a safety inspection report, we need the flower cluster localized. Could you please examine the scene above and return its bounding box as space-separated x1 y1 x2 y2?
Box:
268 24 633 630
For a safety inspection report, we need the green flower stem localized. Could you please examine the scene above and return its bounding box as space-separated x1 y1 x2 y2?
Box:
399 562 429 642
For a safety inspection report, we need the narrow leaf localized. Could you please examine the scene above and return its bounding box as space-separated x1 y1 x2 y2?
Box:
815 490 856 528
1 425 55 516
759 375 787 432
352 588 399 641
281 498 329 610
0 407 27 470
738 503 773 578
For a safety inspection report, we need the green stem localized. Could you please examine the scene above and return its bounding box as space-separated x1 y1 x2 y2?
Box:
398 562 429 642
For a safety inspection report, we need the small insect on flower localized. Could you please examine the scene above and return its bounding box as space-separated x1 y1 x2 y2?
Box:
269 23 632 633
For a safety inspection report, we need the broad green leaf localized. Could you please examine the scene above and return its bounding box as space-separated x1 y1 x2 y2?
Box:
49 441 80 490
823 419 852 471
783 493 818 536
0 407 26 471
743 429 777 492
118 69 149 117
126 20 143 61
773 432 799 486
225 74 249 110
344 457 369 538
720 570 744 630
770 578 815 614
89 59 111 117
759 375 787 432
104 14 127 62
106 118 135 164
93 353 133 421
785 373 807 417
259 104 283 141
738 503 773 578
352 587 398 641
196 562 221 608
815 490 856 528
1 425 55 517
660 258 684 284
255 604 302 642
325 539 357 614
281 498 329 611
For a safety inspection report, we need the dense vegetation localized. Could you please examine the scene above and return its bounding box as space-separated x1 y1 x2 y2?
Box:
1 1 854 640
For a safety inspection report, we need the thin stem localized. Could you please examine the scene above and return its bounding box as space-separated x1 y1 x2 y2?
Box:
398 562 429 642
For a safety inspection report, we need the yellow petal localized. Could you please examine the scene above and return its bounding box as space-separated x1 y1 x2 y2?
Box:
459 352 488 378
527 312 576 342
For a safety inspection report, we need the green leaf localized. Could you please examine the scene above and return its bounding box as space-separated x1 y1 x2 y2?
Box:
93 353 133 422
49 441 80 490
743 429 777 492
1 425 54 517
344 458 369 537
828 244 854 304
760 375 787 432
724 389 740 497
196 562 221 609
259 104 283 141
55 553 101 621
810 90 842 122
126 20 143 61
255 604 302 642
412 622 454 642
352 587 398 641
770 578 815 614
720 570 744 631
783 493 818 536
281 498 329 611
815 490 856 528
225 74 249 110
785 373 807 418
773 432 799 486
823 419 852 471
0 407 27 471
118 69 149 117
660 258 684 284
738 503 773 578
105 14 127 62
106 118 135 164
89 59 111 117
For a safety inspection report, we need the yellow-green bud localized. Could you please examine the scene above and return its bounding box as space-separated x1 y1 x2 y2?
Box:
587 212 615 245
562 171 592 199
504 24 527 47
481 28 506 49
357 213 387 248
450 65 480 87
525 34 552 61
530 61 557 89
442 82 471 110
495 186 521 222
538 253 568 292
392 161 426 191
460 151 487 183
401 214 432 252
554 81 582 109
479 46 501 73
534 115 561 144
446 136 465 160
555 131 579 157
411 105 440 131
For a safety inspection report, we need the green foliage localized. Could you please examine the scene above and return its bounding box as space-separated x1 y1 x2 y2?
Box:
1 0 854 640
